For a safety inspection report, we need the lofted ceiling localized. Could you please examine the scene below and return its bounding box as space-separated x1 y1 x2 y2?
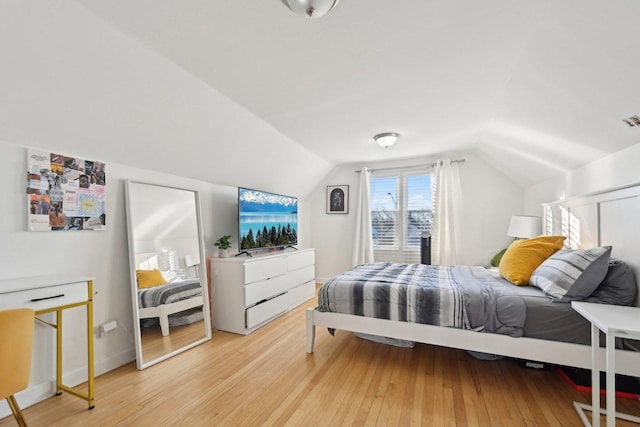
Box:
67 1 640 186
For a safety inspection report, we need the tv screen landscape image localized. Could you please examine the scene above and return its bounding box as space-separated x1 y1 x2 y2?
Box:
238 188 298 251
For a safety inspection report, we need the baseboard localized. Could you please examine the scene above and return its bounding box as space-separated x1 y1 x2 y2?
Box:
89 347 136 380
0 348 135 419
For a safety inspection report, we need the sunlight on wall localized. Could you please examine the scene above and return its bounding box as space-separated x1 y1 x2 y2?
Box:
135 199 195 241
543 204 582 249
559 207 581 249
569 211 581 248
138 251 179 270
543 204 553 235
486 121 606 172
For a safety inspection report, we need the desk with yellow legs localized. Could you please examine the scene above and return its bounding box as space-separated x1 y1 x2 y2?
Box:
0 275 95 410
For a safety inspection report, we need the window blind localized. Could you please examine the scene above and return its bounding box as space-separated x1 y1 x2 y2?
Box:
371 170 431 264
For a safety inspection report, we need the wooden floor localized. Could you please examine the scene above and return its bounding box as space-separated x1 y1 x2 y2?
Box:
140 320 208 362
3 297 640 426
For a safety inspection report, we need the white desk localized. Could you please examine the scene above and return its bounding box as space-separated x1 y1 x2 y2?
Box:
571 301 640 427
0 275 95 409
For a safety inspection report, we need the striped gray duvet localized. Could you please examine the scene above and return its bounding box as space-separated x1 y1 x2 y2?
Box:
318 262 526 337
138 279 201 309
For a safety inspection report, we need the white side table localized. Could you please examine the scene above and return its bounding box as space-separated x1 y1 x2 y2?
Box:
571 301 640 427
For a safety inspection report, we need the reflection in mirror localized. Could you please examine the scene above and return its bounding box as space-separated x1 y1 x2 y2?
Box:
125 180 211 369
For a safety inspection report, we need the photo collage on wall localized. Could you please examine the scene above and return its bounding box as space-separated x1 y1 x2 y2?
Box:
26 149 106 231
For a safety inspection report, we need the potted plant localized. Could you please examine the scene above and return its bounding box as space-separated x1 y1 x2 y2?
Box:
214 235 232 258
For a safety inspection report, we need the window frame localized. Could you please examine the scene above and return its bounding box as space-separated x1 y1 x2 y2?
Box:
371 169 432 255
370 173 400 250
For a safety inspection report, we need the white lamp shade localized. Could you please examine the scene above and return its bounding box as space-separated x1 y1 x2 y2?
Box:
507 215 541 239
184 254 200 268
281 0 340 18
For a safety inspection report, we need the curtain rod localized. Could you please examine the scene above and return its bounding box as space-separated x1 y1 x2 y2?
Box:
355 158 465 173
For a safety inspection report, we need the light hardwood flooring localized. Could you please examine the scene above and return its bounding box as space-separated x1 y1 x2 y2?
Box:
3 296 640 426
140 320 208 362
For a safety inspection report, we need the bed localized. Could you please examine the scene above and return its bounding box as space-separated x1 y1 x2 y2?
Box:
306 184 640 379
135 252 205 337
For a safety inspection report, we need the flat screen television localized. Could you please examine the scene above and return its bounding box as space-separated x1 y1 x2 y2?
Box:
238 187 298 252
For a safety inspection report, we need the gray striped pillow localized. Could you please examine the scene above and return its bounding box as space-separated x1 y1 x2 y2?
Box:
529 246 611 301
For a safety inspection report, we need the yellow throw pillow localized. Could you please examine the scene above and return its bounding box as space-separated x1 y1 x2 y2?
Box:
499 235 566 285
136 269 167 289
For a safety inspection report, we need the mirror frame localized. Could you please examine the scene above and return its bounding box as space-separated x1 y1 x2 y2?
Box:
124 179 212 369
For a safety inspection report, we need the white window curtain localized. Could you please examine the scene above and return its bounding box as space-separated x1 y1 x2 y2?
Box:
431 159 463 265
352 167 374 266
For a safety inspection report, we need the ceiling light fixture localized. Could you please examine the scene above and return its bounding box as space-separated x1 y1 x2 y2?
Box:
622 115 640 127
374 132 400 148
281 0 340 19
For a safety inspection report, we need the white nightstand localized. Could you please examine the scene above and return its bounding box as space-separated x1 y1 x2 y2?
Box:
571 301 640 427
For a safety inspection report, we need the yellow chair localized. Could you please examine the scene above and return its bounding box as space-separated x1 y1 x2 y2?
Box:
0 308 35 427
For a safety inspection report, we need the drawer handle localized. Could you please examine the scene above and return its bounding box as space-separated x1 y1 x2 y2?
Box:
30 294 65 302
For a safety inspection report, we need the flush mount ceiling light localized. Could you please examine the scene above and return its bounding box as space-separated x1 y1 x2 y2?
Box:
622 115 640 127
374 132 400 148
281 0 340 19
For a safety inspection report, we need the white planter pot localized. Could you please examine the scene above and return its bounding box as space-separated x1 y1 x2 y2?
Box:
219 249 230 258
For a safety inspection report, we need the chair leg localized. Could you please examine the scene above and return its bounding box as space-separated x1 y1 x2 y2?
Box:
6 395 28 427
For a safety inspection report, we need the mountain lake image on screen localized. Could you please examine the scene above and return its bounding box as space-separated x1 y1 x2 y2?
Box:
238 188 298 251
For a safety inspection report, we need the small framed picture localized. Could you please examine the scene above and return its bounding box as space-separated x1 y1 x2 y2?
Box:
326 185 349 214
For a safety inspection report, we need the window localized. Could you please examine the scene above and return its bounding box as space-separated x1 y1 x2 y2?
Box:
371 170 432 263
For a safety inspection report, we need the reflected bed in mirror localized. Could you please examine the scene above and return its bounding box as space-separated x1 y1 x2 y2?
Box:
125 180 211 369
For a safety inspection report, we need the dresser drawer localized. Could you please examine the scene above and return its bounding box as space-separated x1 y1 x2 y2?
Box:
287 250 314 271
0 281 88 312
244 257 287 284
244 263 313 306
245 293 288 329
287 265 314 288
287 280 315 307
244 274 289 307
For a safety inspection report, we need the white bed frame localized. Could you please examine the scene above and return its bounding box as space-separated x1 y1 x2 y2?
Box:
135 251 204 337
306 184 640 378
139 293 204 337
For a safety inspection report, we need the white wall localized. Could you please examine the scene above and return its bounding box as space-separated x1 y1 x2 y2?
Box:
0 141 313 415
0 2 328 412
0 1 333 199
524 142 640 210
310 152 524 282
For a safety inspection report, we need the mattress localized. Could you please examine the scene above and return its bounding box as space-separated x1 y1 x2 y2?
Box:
484 268 591 344
521 292 590 344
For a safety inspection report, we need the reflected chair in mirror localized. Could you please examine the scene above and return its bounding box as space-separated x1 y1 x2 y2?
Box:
0 308 35 427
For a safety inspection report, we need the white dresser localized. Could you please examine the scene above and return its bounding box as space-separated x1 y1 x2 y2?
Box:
210 248 315 335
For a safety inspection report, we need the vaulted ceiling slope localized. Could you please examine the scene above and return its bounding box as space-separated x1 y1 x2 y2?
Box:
78 0 640 187
3 1 640 192
0 1 333 197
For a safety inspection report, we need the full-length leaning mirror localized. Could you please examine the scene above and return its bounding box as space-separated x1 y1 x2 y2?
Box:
125 180 211 369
